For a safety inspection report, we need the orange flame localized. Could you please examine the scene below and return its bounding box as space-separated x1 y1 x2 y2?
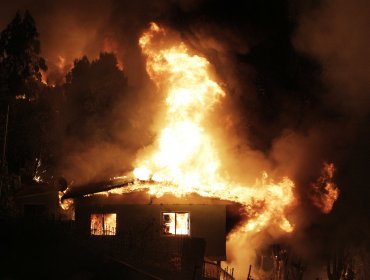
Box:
310 162 340 213
56 55 66 71
102 34 124 70
41 70 48 85
119 22 295 233
58 191 74 210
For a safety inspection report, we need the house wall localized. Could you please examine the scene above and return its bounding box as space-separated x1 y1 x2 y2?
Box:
75 198 227 261
16 191 74 221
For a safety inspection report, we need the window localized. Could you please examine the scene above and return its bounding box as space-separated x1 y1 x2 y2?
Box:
162 212 190 235
90 213 116 235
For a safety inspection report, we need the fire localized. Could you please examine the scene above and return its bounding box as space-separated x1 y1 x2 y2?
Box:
133 166 151 181
56 55 66 71
102 34 124 70
162 212 190 235
175 213 190 235
123 22 295 233
33 158 44 182
58 191 73 210
310 162 340 213
41 70 48 85
90 213 117 235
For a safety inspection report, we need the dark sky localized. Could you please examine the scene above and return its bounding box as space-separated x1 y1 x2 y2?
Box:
1 0 370 276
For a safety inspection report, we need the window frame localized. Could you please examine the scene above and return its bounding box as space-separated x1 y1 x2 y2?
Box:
161 211 190 236
90 213 117 236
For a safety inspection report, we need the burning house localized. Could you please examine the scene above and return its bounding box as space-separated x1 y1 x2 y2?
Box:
2 0 368 278
53 22 300 278
62 179 236 279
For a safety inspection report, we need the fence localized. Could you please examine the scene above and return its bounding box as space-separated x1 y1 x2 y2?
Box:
203 260 235 280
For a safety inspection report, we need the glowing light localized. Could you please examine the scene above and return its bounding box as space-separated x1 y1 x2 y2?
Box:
162 212 190 235
41 70 48 85
15 94 27 100
58 191 73 210
33 158 44 183
128 22 297 233
90 213 116 235
133 166 151 181
310 162 340 213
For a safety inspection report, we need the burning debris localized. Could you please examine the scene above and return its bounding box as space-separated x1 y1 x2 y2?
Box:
32 157 45 183
58 189 73 210
310 162 339 214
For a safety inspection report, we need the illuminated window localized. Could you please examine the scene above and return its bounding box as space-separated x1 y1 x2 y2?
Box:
162 212 190 235
90 213 116 235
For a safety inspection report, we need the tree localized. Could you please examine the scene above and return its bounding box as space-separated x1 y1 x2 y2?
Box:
327 248 349 280
64 52 128 142
0 10 47 103
0 10 49 176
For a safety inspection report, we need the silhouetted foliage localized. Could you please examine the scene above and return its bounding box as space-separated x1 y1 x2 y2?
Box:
0 11 50 176
64 53 128 142
0 10 47 103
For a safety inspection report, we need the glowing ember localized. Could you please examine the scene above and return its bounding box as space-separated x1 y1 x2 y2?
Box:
15 94 27 100
56 55 66 72
41 70 48 85
310 162 340 213
33 158 44 183
58 191 73 210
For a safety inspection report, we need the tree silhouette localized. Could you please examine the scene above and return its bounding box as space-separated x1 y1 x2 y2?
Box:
0 10 47 103
64 52 128 142
0 10 48 176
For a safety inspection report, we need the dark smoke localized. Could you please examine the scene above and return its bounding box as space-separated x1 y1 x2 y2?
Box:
1 0 369 277
152 1 370 276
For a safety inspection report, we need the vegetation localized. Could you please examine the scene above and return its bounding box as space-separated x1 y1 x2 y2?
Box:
0 11 130 214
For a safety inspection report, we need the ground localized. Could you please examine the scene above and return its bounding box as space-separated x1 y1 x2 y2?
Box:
0 219 157 280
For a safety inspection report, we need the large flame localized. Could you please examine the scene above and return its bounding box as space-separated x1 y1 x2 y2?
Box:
137 23 225 191
129 23 295 233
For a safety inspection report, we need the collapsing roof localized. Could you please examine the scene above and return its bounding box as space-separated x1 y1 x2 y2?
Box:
62 177 234 205
62 176 134 199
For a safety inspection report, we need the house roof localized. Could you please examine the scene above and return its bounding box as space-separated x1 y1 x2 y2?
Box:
62 177 233 205
15 182 57 198
62 176 134 199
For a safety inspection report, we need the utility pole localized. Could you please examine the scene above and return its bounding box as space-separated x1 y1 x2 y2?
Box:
2 104 9 169
0 104 10 199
